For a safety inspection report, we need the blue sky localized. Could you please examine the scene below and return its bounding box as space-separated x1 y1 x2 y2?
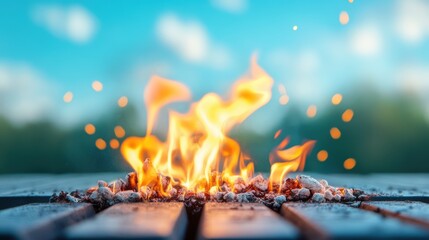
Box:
1 0 429 133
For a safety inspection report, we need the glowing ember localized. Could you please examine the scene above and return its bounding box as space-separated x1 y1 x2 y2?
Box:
84 124 96 135
344 158 356 170
118 96 128 108
63 91 73 103
92 80 103 92
120 57 315 194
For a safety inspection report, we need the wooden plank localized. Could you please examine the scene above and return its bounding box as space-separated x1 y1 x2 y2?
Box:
281 203 429 239
66 202 187 240
199 202 298 240
0 173 122 197
297 173 429 200
0 203 94 240
359 201 429 230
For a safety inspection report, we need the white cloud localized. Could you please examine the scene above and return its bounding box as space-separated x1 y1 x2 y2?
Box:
349 25 383 57
396 64 429 119
32 5 97 43
395 0 429 44
211 0 247 13
0 63 56 124
156 13 232 69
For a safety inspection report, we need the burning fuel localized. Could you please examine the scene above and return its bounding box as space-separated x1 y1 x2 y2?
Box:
53 57 366 211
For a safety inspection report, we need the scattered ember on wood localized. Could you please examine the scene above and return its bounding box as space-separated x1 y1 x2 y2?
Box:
51 172 367 212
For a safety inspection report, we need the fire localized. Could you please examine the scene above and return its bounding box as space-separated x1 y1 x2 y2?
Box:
121 57 315 195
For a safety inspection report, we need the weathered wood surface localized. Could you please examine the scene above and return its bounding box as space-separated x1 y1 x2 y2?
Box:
359 201 429 230
0 203 94 240
66 202 187 240
281 203 429 239
199 202 298 240
0 173 122 197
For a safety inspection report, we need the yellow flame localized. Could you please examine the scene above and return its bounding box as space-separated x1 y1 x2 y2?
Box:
121 57 315 193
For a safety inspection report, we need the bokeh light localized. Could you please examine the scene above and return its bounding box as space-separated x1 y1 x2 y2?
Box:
110 139 120 149
84 123 96 135
339 11 349 25
331 93 343 105
342 109 354 122
118 96 128 108
306 105 317 118
317 150 328 162
330 127 341 139
92 81 103 92
344 158 356 170
63 91 73 103
95 138 106 150
114 125 126 138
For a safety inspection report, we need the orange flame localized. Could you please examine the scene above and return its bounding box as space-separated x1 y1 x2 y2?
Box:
121 57 315 194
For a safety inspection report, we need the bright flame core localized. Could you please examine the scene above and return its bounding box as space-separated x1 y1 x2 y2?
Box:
121 57 314 194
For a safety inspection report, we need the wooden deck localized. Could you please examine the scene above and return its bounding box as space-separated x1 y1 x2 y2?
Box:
0 173 428 239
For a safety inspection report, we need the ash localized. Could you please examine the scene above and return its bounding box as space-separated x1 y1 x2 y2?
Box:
51 172 367 212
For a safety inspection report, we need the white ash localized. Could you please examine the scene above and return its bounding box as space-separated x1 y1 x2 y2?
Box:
213 192 224 202
109 179 126 194
297 175 324 193
319 179 329 188
233 177 247 193
249 175 268 191
97 180 108 188
66 194 80 203
223 192 236 202
237 192 255 203
324 190 334 201
312 193 325 203
114 190 142 203
298 188 311 200
274 195 286 205
344 189 356 201
98 187 114 200
334 194 342 201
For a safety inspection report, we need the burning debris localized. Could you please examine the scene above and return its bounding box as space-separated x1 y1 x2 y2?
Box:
52 58 367 213
51 172 367 212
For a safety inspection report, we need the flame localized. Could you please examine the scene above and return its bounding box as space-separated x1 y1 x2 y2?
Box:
121 57 315 194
